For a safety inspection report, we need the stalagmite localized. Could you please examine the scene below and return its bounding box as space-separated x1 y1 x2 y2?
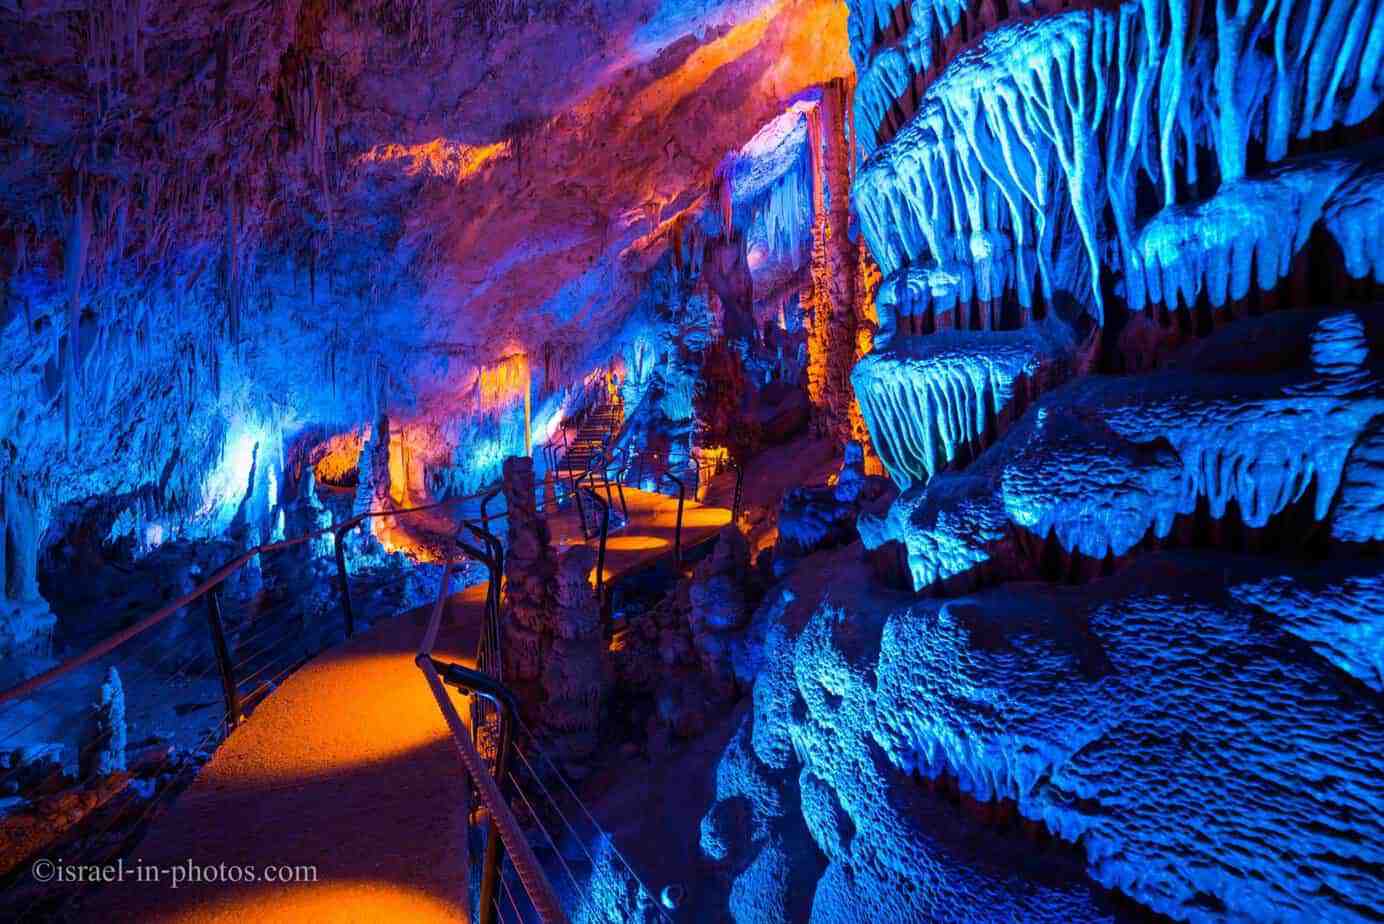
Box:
79 667 128 779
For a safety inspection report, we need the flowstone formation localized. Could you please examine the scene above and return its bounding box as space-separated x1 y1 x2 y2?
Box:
847 0 1384 504
701 550 1384 924
699 0 1384 921
859 310 1384 591
851 0 1384 321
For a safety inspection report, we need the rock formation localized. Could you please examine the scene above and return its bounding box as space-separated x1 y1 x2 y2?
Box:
502 456 558 683
541 546 608 762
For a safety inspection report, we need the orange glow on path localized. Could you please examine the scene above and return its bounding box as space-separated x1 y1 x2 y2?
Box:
86 587 487 923
550 487 734 583
86 485 736 922
678 507 734 528
604 535 670 551
141 881 466 924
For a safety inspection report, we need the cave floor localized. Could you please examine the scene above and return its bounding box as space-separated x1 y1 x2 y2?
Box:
73 487 737 921
80 586 486 923
547 487 734 584
383 483 735 581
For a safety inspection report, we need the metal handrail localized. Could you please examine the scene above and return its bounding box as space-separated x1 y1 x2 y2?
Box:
478 484 504 535
431 657 519 924
415 560 569 924
0 495 483 710
616 449 696 565
573 448 627 536
450 529 501 668
0 473 573 920
730 458 745 519
542 401 623 509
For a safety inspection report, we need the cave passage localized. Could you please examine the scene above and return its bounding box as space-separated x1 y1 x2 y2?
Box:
1 0 1381 921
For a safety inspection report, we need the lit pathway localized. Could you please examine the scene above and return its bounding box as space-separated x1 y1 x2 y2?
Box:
85 586 487 923
383 484 734 575
546 484 734 582
86 488 732 922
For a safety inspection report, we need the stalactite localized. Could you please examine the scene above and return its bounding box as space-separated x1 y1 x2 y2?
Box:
63 179 91 452
852 0 1384 323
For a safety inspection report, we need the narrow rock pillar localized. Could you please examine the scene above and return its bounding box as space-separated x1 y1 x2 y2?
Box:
501 456 557 682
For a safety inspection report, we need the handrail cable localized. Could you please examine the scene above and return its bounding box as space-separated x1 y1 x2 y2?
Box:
417 562 569 924
512 711 672 913
0 494 485 708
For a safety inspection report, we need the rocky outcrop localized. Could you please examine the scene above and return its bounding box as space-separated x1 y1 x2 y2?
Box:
774 441 896 572
502 456 558 683
541 546 608 761
689 526 756 697
702 548 1384 923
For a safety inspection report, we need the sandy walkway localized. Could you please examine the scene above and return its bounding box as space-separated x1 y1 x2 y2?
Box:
83 586 486 923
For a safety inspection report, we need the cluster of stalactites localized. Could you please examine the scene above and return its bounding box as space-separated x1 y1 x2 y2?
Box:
712 109 823 268
852 0 1384 325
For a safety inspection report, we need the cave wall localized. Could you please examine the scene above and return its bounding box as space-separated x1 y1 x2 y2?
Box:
702 0 1384 922
0 0 854 647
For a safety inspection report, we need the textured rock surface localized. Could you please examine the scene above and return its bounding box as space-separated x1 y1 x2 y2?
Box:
851 318 1090 490
0 0 852 638
502 455 557 681
860 310 1384 591
542 545 608 760
703 547 1384 923
689 525 756 694
850 0 1384 321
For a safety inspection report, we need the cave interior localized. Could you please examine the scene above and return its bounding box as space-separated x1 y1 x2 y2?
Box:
0 0 1381 921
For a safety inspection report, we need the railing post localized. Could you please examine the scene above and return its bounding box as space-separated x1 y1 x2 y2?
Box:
612 449 628 520
602 463 617 517
673 483 685 566
432 660 519 924
333 526 355 638
573 472 589 538
477 714 514 924
733 461 745 520
456 523 504 673
595 500 610 603
479 485 501 536
659 468 686 568
205 585 242 733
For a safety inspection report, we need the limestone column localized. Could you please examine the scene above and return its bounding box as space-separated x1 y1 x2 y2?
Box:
542 546 607 762
804 79 862 446
501 456 557 682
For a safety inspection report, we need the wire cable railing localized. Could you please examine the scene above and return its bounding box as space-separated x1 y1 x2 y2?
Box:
1 444 720 921
416 557 569 924
0 490 499 920
422 494 677 923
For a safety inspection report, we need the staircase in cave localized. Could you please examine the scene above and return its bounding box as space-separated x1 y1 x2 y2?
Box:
555 403 629 538
555 402 624 477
